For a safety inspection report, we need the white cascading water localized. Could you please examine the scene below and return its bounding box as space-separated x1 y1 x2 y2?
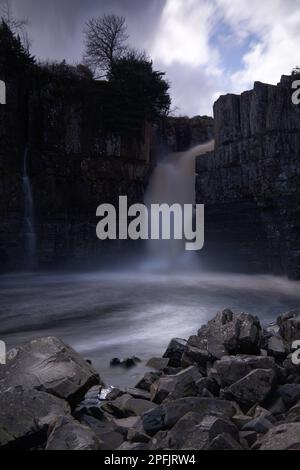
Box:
22 147 37 270
144 140 214 270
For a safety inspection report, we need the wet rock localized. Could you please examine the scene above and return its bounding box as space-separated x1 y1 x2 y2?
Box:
106 388 124 401
0 387 70 450
110 357 140 368
140 397 237 436
135 371 162 392
196 310 262 359
0 337 101 407
277 310 300 346
146 357 170 371
150 366 202 404
255 423 300 450
46 415 101 450
181 337 209 370
208 433 242 450
214 355 277 387
163 338 187 367
221 369 276 408
74 386 103 420
79 415 124 450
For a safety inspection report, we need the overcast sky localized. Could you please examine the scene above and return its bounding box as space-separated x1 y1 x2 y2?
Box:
2 0 300 116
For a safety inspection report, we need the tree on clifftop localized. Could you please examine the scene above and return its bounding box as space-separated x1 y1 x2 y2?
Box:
83 14 129 78
0 20 35 77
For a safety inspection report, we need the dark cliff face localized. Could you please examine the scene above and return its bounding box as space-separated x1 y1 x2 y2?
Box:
0 68 152 271
196 76 300 279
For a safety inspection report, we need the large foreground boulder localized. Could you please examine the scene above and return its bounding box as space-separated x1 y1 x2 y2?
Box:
186 310 262 362
46 415 101 450
163 338 187 367
139 397 237 436
221 369 276 409
0 337 101 406
0 387 70 450
214 355 277 387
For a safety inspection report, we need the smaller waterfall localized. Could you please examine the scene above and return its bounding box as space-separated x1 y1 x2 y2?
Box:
22 148 37 270
144 140 214 271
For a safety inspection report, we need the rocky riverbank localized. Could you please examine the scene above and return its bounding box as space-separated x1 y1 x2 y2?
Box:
1 308 300 450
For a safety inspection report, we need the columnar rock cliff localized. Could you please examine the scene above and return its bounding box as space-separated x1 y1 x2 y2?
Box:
196 75 300 279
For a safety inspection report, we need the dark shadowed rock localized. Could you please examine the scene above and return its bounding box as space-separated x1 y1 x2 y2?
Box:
135 371 162 392
163 338 187 367
181 337 209 370
0 337 101 406
79 415 124 450
277 383 300 408
46 415 101 450
150 366 202 404
208 433 242 450
140 397 237 436
214 355 277 387
221 369 276 408
196 376 220 396
239 431 257 447
286 401 300 422
117 442 150 450
196 310 262 360
255 423 300 450
0 387 70 450
277 310 300 346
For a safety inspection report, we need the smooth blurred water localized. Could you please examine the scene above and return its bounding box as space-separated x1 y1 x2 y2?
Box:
0 270 299 388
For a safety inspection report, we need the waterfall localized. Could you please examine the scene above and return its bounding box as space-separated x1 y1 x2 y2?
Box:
144 140 214 271
22 148 37 270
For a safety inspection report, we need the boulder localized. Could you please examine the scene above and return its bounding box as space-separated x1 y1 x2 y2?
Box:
126 388 151 401
196 377 220 396
276 383 300 408
277 310 300 346
286 401 300 422
74 385 103 420
135 371 162 392
140 397 237 436
214 355 277 387
163 338 187 367
103 393 157 418
181 337 209 369
146 357 169 371
79 415 124 450
46 415 101 450
0 337 101 406
150 366 202 404
242 417 273 434
150 412 238 450
255 423 300 450
221 369 276 408
196 309 262 360
239 431 257 447
267 336 287 359
0 387 70 450
208 433 242 450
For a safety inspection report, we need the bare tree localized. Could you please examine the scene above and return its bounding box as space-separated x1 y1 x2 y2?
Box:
83 14 129 78
0 0 31 51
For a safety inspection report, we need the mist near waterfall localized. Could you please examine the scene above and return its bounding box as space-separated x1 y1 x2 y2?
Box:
143 140 214 271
